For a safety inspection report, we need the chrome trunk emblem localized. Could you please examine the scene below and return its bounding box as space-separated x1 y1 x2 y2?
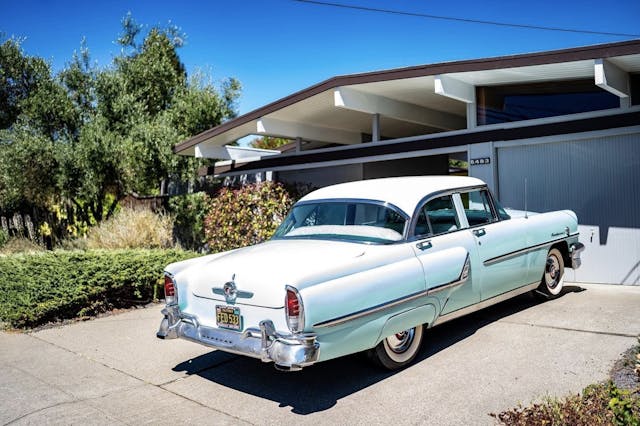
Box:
212 274 254 304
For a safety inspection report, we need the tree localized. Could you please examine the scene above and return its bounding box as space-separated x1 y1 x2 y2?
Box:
0 37 51 129
250 136 291 150
0 16 241 241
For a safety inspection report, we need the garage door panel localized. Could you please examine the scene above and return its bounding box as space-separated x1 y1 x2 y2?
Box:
497 133 640 284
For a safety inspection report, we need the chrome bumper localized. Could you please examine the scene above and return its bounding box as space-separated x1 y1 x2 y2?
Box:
570 242 585 269
156 305 320 371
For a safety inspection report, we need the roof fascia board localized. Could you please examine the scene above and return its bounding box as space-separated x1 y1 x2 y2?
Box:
174 40 640 154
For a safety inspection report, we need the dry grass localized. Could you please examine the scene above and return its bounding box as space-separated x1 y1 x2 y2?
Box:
0 237 45 254
86 208 174 249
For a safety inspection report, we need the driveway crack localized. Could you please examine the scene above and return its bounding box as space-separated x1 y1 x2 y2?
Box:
500 320 638 338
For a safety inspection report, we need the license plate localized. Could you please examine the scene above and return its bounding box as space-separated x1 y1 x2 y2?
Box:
216 305 242 330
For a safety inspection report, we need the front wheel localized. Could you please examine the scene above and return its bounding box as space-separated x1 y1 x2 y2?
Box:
536 248 565 299
367 325 424 370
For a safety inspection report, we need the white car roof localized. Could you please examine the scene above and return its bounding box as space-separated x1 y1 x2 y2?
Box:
299 176 486 217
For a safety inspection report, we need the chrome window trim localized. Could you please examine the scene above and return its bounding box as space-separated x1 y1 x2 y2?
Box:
408 185 487 240
456 187 501 229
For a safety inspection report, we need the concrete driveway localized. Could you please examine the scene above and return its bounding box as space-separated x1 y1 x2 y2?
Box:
1 283 639 425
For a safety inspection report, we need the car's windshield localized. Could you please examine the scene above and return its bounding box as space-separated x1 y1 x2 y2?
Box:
272 201 407 244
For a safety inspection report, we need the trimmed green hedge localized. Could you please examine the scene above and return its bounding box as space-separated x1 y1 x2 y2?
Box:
0 249 198 329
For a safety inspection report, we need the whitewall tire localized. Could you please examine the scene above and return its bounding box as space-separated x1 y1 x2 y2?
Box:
368 325 424 370
537 248 565 299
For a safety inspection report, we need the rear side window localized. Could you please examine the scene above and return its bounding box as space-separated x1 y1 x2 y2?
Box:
415 195 460 237
460 189 498 226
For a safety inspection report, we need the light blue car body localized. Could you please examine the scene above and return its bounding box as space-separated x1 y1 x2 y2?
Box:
157 176 584 370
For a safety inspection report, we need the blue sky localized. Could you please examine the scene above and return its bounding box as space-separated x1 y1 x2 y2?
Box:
2 0 639 115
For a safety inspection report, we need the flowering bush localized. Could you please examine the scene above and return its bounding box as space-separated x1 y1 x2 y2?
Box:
203 182 294 253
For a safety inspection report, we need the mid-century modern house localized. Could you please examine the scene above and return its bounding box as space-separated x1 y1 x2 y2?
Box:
174 40 640 285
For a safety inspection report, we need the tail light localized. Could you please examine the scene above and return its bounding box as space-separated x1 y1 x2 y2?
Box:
164 273 177 305
285 286 304 333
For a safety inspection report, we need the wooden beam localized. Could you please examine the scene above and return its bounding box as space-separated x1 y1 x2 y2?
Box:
434 75 475 103
594 58 629 98
256 117 362 145
334 87 465 130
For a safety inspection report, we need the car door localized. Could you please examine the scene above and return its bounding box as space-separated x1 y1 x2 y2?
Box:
411 194 481 315
455 188 530 301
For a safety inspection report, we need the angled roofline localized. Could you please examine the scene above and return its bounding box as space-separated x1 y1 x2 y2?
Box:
174 39 640 154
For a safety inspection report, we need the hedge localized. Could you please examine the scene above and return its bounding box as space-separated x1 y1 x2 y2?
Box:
0 249 198 329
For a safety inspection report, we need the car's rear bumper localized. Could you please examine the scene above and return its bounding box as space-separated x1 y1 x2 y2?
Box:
156 305 320 371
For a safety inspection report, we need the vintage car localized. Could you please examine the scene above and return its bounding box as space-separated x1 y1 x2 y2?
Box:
157 176 584 371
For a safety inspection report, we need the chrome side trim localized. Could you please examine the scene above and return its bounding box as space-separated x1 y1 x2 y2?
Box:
483 234 579 266
313 290 429 329
314 255 470 328
431 281 539 327
426 278 465 295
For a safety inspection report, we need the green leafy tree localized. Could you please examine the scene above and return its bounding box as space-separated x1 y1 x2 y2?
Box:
0 37 51 129
0 16 241 242
250 136 290 150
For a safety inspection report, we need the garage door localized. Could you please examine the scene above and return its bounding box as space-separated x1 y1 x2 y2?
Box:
496 131 640 284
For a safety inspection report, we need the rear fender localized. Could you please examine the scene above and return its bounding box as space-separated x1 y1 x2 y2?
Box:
375 304 437 345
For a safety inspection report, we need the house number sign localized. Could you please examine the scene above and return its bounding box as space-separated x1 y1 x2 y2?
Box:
470 157 490 165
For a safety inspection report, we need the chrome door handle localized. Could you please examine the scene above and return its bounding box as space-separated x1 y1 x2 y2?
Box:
473 228 486 237
416 240 432 251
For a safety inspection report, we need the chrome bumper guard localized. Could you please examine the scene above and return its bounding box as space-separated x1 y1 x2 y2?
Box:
156 305 320 371
570 242 585 269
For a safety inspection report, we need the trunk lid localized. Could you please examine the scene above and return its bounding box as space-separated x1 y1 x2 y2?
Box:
183 239 369 308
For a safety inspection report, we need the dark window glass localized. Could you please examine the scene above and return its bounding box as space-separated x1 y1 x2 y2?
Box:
273 202 406 243
415 195 459 236
631 74 640 106
477 80 619 125
460 190 497 226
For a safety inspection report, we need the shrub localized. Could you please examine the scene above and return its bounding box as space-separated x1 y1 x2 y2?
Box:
0 229 9 249
168 192 208 251
492 381 639 426
86 208 173 249
0 249 198 328
203 182 294 253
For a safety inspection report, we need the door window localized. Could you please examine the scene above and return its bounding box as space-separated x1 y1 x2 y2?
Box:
415 195 460 237
460 189 498 226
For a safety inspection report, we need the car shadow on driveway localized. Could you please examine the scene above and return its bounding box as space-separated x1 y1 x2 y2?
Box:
171 286 584 415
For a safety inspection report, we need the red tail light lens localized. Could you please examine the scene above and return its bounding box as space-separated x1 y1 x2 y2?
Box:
285 286 304 333
164 274 177 304
287 290 300 316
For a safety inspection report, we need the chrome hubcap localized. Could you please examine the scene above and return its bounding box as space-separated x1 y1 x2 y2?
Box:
545 255 560 288
386 328 415 353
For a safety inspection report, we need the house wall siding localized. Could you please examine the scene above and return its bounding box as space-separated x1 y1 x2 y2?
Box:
496 131 640 285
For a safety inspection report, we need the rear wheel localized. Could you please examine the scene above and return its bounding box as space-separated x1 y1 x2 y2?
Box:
536 248 565 299
367 325 424 370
